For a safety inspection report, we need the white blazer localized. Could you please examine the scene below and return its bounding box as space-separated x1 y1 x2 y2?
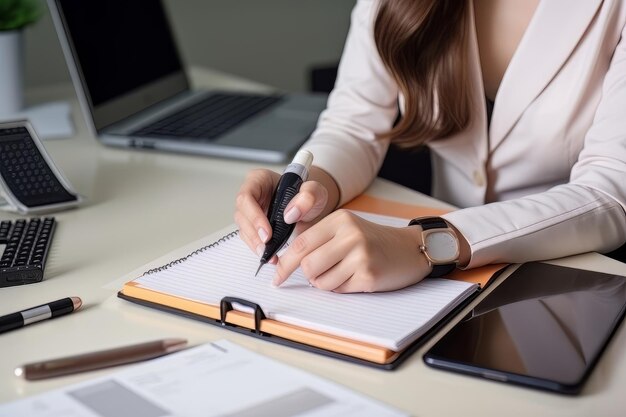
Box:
302 0 626 268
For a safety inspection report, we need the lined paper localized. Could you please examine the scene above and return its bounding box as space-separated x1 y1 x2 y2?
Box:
132 212 477 351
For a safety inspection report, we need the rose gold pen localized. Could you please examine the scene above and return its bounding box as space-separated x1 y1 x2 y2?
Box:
15 338 187 380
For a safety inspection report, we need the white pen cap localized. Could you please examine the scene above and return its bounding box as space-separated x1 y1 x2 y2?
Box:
293 150 314 171
285 150 314 180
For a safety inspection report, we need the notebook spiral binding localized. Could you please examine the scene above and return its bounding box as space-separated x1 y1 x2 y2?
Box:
142 230 240 276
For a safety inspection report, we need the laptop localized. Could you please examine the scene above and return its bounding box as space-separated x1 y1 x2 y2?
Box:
47 0 328 163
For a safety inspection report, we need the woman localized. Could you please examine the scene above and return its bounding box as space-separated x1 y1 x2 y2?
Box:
235 0 626 292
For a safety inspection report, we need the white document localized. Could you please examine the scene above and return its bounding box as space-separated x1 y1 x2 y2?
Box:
0 340 407 417
131 211 477 351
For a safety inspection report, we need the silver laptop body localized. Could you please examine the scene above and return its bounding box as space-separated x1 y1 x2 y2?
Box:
47 0 327 163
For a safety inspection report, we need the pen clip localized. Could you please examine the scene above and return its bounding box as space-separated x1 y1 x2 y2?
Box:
220 297 267 335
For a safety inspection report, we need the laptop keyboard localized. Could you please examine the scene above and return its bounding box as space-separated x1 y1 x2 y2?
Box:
132 93 283 140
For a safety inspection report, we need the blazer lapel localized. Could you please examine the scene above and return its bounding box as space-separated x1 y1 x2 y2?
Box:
489 0 604 150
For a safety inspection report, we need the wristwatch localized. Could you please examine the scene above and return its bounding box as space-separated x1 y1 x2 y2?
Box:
408 217 460 277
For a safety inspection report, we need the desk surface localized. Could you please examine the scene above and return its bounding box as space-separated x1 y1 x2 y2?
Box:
1 68 626 416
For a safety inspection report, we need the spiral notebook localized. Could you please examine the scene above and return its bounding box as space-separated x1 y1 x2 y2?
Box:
118 195 505 369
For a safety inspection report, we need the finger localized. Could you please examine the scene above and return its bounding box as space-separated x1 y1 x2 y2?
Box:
308 259 354 292
299 237 351 284
293 220 315 236
236 170 279 240
234 211 265 257
272 224 335 286
330 251 375 293
310 245 367 292
283 181 328 224
240 169 279 204
331 275 363 294
332 266 416 294
236 191 272 243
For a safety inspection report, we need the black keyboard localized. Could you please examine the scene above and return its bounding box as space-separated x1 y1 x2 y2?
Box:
0 127 77 207
132 93 283 140
0 217 55 287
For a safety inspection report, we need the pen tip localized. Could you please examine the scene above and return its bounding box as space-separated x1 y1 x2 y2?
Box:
162 338 188 353
255 263 263 277
71 297 82 311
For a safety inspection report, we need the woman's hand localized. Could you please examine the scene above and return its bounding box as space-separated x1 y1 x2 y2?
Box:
234 167 337 262
272 210 432 293
234 169 279 260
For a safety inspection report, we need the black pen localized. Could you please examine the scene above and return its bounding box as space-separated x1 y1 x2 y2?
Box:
0 297 82 334
255 150 314 276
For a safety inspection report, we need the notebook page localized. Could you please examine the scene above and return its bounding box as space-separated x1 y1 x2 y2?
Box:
132 212 477 351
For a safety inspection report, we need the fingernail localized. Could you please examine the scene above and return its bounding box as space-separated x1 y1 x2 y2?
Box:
258 228 269 243
256 244 264 257
284 207 301 224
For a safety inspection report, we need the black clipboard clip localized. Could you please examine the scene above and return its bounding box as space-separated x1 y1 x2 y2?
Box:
220 297 267 335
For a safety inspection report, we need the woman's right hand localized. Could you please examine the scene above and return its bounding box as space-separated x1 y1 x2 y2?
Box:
234 168 333 262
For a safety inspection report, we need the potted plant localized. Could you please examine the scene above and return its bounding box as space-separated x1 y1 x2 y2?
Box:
0 0 42 115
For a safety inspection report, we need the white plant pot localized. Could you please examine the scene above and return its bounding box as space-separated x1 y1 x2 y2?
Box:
0 30 24 116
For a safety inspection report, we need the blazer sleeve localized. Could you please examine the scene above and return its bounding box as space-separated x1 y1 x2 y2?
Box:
301 0 398 206
442 23 626 268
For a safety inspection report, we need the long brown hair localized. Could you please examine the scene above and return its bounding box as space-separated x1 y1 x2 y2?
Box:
374 0 472 147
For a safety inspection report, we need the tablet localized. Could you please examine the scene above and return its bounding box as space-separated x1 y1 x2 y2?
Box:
423 262 626 394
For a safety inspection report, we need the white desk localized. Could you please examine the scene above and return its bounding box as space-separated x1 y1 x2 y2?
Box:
2 68 626 416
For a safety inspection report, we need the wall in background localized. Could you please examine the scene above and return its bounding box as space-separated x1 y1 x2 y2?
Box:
24 0 355 92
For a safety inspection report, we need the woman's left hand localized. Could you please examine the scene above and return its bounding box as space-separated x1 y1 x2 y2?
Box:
272 210 433 293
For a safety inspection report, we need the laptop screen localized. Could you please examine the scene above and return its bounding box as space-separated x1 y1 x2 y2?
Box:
54 0 189 129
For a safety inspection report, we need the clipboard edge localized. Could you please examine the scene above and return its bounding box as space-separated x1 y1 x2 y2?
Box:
117 280 492 371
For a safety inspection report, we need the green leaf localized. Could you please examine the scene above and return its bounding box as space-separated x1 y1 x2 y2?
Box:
0 0 42 31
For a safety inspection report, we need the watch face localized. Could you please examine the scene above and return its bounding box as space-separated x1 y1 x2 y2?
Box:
424 230 459 263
